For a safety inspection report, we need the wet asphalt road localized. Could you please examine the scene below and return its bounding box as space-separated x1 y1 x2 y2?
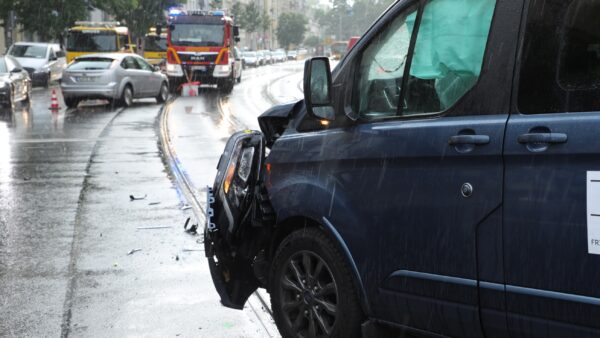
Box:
0 60 304 337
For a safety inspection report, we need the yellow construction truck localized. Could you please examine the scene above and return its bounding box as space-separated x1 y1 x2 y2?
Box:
142 28 167 66
65 21 134 63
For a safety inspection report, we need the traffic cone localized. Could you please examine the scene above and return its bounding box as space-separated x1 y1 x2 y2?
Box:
49 89 60 110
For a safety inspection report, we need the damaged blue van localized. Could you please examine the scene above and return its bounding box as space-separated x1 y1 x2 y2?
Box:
205 0 600 337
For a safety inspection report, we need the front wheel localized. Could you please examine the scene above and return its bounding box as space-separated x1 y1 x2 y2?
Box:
270 228 363 338
218 77 234 94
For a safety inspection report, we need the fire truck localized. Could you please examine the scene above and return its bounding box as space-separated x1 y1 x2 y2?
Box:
162 9 240 93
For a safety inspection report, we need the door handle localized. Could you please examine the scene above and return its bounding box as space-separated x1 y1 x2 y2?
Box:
448 135 490 145
517 133 567 144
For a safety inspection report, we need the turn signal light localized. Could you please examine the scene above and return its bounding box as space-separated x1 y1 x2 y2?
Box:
223 161 236 194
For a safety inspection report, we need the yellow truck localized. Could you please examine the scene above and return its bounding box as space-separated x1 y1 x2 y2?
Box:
65 21 134 63
142 28 167 66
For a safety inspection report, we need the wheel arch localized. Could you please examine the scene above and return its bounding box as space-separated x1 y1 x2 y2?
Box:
268 214 372 317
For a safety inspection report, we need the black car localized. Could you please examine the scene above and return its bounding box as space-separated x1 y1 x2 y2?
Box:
206 0 600 337
0 55 31 109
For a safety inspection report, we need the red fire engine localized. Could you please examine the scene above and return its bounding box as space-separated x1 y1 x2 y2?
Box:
163 9 240 93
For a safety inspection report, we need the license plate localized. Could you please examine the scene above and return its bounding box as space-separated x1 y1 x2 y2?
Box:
191 65 207 71
77 76 96 82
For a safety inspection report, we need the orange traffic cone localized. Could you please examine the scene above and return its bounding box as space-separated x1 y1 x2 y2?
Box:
50 89 60 110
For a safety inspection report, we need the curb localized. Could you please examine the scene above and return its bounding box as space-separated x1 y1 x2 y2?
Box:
158 98 278 337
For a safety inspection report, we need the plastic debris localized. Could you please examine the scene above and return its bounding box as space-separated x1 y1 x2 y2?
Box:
129 194 147 201
183 217 198 235
127 248 142 255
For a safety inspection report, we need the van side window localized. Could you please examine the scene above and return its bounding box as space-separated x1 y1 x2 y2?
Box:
404 0 495 114
356 4 418 119
518 0 600 114
356 0 496 119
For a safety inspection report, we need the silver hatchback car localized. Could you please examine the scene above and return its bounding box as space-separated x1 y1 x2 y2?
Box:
61 53 169 108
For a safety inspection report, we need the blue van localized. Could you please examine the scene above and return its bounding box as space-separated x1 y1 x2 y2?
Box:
205 0 600 337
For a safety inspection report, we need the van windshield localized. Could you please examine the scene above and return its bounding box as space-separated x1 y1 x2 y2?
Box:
67 31 118 52
9 45 47 59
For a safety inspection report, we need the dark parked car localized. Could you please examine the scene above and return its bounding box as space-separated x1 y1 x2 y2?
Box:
0 55 31 109
206 0 600 337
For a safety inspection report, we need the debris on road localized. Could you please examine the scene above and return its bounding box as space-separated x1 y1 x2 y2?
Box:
127 248 142 255
136 226 172 230
129 194 147 201
183 217 198 235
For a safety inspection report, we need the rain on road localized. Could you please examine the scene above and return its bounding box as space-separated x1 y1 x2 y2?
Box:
0 61 304 337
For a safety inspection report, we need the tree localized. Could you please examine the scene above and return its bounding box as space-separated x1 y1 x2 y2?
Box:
230 1 245 29
15 0 88 41
91 0 175 41
241 2 260 35
304 35 320 48
276 12 307 50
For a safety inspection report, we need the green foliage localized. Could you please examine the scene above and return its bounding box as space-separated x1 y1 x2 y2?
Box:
276 12 307 50
14 0 89 41
241 2 261 34
315 0 394 40
91 0 174 39
304 35 320 47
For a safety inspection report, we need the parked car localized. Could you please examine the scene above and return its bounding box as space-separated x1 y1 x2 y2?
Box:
60 53 168 109
205 0 600 337
286 50 297 60
232 47 243 83
256 50 266 66
273 49 287 63
7 42 66 87
243 51 259 68
0 55 31 109
261 50 273 64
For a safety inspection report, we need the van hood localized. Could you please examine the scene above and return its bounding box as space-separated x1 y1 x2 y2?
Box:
13 57 47 71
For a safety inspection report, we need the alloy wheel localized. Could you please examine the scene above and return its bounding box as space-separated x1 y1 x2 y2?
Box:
279 250 338 338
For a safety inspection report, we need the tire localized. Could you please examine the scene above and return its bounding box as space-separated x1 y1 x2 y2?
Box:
218 77 234 94
64 97 79 109
118 85 133 107
156 82 168 103
270 228 363 338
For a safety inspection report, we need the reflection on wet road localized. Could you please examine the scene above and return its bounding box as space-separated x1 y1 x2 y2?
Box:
0 60 304 337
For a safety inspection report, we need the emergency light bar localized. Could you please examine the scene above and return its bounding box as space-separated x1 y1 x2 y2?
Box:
74 21 120 27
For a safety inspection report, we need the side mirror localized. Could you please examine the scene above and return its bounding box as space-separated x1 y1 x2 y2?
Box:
303 57 335 121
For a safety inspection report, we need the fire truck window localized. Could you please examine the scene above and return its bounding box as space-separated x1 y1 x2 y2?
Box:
170 23 224 47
